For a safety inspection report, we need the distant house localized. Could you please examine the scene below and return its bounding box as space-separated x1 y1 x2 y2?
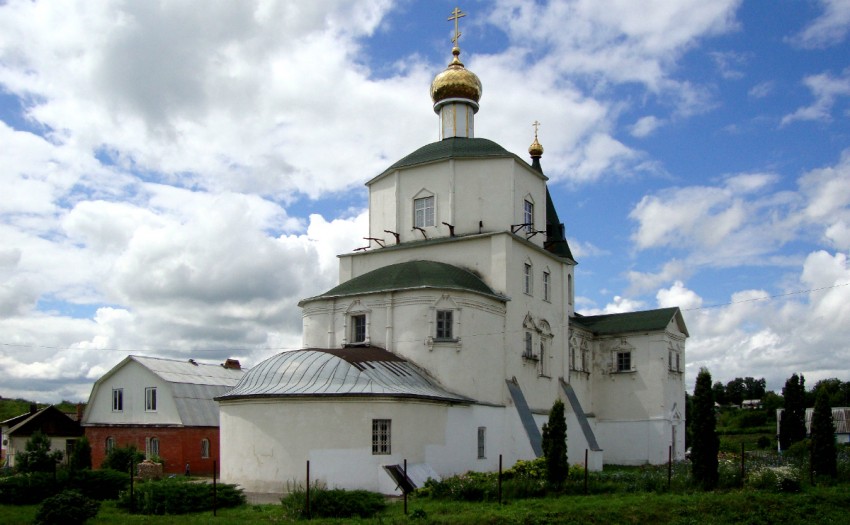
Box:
82 355 244 475
1 404 83 468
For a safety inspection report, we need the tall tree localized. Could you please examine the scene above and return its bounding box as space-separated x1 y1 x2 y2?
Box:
711 382 727 406
691 367 719 489
743 377 767 400
779 373 807 450
725 378 745 406
541 399 568 485
810 387 837 477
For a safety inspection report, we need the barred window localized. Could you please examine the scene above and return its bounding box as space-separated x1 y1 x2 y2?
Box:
436 310 453 340
372 419 391 455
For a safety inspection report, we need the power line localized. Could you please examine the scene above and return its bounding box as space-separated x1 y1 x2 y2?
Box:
683 281 850 312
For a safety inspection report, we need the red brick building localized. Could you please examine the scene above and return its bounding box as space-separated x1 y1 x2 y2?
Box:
81 355 243 476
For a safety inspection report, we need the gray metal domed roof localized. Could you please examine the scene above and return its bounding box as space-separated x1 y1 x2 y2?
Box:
217 347 470 403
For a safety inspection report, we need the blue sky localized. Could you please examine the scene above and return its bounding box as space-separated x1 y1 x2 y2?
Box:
1 0 849 403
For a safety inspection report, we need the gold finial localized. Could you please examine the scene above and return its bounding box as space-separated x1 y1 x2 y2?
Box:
448 7 466 47
529 120 544 157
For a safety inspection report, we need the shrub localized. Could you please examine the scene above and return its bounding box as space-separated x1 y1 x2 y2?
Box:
746 465 802 493
117 477 245 514
418 472 497 501
100 445 144 473
280 482 385 519
68 436 92 471
67 468 129 500
0 472 59 505
34 489 100 525
757 436 771 449
311 488 386 518
15 431 64 474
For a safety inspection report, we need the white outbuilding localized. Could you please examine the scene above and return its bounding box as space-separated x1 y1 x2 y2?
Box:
218 15 688 494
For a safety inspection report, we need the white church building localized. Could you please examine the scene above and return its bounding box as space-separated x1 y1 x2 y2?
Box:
217 13 688 494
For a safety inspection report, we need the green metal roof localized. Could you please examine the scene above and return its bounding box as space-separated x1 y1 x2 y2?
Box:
301 260 505 303
370 137 535 183
571 307 688 337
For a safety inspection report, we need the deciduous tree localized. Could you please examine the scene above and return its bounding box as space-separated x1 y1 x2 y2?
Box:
16 430 63 473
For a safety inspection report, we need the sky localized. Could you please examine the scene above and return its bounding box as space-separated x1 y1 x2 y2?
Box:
1 0 849 404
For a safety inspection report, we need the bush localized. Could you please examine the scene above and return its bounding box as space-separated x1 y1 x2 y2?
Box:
757 436 771 449
746 465 802 493
68 436 92 471
280 481 385 519
0 467 129 505
100 445 144 473
117 478 245 514
16 431 64 474
34 489 100 525
0 472 59 505
418 472 497 501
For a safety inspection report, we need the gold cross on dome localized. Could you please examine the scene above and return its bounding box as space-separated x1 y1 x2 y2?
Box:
532 120 541 138
448 7 466 46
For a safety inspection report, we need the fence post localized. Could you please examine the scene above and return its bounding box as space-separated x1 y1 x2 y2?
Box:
306 460 311 519
584 449 588 495
668 445 672 490
213 459 217 517
403 459 408 516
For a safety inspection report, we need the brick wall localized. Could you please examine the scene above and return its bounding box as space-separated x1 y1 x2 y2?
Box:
85 426 219 475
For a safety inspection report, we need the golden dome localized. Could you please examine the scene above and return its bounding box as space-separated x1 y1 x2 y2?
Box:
430 46 482 109
529 136 544 157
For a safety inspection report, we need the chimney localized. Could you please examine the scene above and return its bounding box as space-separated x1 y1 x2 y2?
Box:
76 403 84 422
223 358 241 370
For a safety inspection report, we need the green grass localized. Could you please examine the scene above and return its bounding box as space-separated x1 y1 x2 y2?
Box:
3 486 850 524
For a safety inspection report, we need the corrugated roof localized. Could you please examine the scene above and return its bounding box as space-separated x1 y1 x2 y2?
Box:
300 260 506 304
131 355 244 387
571 307 688 337
218 347 471 403
130 356 244 427
805 407 850 434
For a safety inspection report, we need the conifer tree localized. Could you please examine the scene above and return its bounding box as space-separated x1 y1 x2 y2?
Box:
690 367 719 489
541 399 568 485
69 435 92 471
810 387 837 477
779 373 806 450
16 430 63 473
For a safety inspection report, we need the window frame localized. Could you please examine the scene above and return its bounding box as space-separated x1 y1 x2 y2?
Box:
435 309 454 340
523 199 534 232
524 263 533 295
201 438 210 459
543 271 550 301
524 331 534 358
616 351 632 373
351 314 367 344
105 436 115 454
477 426 486 459
112 388 123 412
414 195 435 228
372 419 391 455
146 436 159 458
145 387 157 412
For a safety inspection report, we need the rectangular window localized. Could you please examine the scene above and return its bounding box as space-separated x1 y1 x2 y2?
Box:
436 310 453 339
414 196 435 228
372 419 391 455
539 339 547 376
145 387 157 411
524 331 533 358
477 427 486 459
106 437 115 454
351 314 367 343
523 200 533 232
616 351 632 372
201 438 210 459
543 271 550 301
112 388 123 411
524 264 532 295
582 347 589 372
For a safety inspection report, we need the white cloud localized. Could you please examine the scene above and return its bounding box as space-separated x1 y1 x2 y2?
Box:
781 69 850 126
788 0 850 49
656 280 702 310
748 81 774 99
630 116 664 138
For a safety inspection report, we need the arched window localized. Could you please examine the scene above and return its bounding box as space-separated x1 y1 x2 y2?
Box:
105 436 115 454
146 436 159 458
201 438 210 459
